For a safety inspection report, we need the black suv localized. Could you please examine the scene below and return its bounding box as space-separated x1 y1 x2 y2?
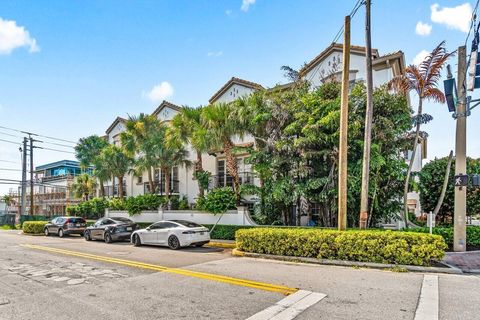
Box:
84 217 138 243
44 216 87 237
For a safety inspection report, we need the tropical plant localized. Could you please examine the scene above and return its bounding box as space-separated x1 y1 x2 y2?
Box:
201 102 245 204
93 154 112 197
167 106 213 197
120 113 161 193
75 135 109 169
71 173 98 200
100 145 132 199
388 41 454 227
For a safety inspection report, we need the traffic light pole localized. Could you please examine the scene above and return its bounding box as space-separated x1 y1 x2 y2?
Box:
454 46 467 252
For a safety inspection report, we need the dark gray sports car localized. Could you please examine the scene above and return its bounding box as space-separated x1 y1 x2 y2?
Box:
84 217 138 243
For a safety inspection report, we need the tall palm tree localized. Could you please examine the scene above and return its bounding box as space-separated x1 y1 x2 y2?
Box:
120 114 161 193
389 41 454 226
201 102 244 204
101 145 132 199
93 155 111 197
75 135 109 169
167 106 212 197
71 173 97 201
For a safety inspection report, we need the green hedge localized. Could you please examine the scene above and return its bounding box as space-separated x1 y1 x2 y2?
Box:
410 226 480 247
23 221 48 234
236 228 447 266
204 224 257 240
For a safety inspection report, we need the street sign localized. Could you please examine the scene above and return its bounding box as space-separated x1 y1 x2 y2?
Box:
472 174 480 187
454 174 469 187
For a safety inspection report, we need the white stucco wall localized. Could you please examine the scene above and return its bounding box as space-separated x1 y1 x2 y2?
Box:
214 83 256 104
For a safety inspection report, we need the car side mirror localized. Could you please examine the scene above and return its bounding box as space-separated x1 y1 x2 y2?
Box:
146 227 151 231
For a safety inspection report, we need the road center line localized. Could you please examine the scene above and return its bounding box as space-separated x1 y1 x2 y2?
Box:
247 290 327 320
21 244 297 295
414 274 439 320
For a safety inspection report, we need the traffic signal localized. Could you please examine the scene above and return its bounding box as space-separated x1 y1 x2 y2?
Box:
473 174 480 187
444 78 456 112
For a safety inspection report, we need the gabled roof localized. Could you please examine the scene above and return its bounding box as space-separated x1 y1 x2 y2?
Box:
151 100 182 117
299 42 380 76
209 77 264 104
372 51 405 76
105 116 127 134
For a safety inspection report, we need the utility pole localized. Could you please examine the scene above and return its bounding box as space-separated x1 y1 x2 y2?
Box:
20 138 27 216
359 0 374 229
29 135 34 215
338 15 350 231
454 45 467 252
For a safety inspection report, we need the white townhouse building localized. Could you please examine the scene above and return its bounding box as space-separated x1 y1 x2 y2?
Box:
101 42 425 217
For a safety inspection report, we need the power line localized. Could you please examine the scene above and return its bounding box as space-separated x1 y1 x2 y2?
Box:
465 0 480 46
36 146 76 155
0 138 21 146
0 125 77 145
0 168 22 172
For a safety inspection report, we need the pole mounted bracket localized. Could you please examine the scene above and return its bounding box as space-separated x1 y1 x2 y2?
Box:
455 174 469 190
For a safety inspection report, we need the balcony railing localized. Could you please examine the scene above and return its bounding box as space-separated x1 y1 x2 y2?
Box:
209 171 255 189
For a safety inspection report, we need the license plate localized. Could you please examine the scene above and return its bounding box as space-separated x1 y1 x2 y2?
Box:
127 227 132 231
200 232 204 235
76 223 80 227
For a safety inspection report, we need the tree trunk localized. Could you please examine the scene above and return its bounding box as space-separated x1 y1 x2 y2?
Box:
100 181 105 198
223 139 241 205
433 150 454 216
118 176 124 199
196 150 205 197
147 167 154 194
403 98 423 228
164 167 171 201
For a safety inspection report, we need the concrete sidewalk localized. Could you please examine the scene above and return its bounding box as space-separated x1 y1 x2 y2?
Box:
443 251 480 273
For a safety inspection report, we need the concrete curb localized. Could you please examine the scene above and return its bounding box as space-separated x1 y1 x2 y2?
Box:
232 249 463 274
206 241 236 249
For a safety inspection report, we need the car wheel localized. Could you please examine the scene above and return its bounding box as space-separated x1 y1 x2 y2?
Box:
44 228 50 236
168 235 181 250
104 233 112 244
133 234 142 247
58 228 64 238
84 231 91 241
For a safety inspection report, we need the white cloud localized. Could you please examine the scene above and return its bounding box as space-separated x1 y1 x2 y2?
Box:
143 82 174 103
413 49 429 66
226 9 232 16
415 21 432 36
241 0 256 12
430 3 472 33
0 18 39 54
207 51 223 57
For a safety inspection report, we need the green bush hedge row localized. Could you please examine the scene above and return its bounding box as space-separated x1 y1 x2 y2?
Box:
23 221 48 234
410 226 480 246
236 228 447 266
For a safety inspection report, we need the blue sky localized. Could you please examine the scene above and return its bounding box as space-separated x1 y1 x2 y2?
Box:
0 0 479 195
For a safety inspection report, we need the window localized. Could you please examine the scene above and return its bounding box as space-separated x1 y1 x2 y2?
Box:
217 160 226 187
171 220 202 228
137 176 143 184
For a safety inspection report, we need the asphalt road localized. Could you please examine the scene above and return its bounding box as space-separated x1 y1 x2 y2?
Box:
0 230 478 320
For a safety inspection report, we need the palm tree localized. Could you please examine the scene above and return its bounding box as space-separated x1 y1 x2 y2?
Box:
389 41 454 226
72 173 97 201
75 135 109 169
120 114 161 193
101 145 132 199
93 155 111 197
167 106 212 197
201 102 244 204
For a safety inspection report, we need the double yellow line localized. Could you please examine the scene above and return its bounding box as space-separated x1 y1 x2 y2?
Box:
22 244 297 295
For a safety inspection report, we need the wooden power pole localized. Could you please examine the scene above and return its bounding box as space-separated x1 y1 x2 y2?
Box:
359 0 374 229
454 45 467 252
29 135 34 215
338 15 350 231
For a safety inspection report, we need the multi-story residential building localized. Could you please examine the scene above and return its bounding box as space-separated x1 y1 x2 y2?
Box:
10 160 92 216
101 42 425 221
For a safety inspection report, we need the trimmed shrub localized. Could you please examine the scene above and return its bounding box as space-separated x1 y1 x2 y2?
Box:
124 194 167 216
196 187 236 214
236 228 447 266
23 221 48 234
410 226 480 247
204 224 257 240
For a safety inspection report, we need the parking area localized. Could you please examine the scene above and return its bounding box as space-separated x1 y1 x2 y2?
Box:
0 230 479 320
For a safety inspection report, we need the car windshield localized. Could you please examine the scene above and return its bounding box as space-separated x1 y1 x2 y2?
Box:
69 218 85 223
170 220 202 228
112 217 133 223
